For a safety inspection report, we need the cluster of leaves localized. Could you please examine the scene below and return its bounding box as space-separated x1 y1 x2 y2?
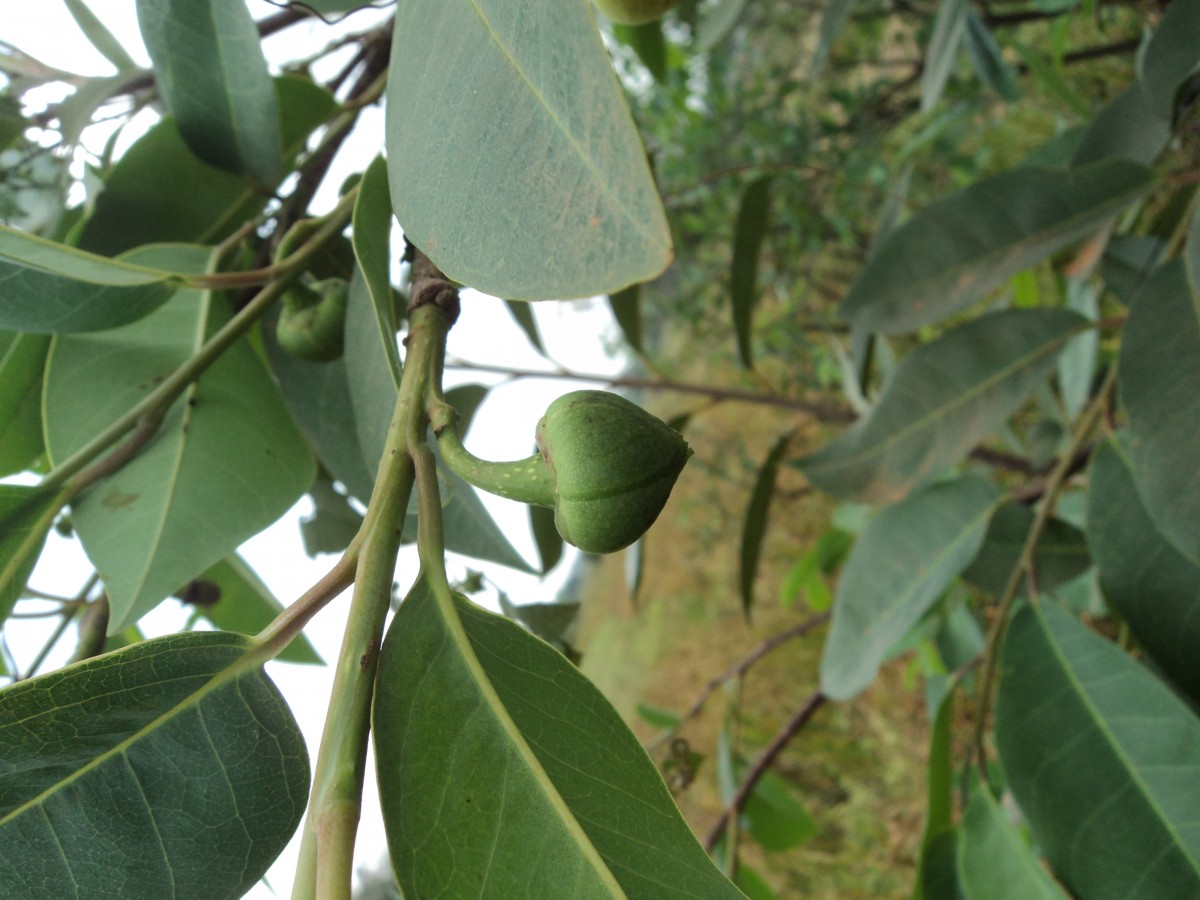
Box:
0 0 1198 898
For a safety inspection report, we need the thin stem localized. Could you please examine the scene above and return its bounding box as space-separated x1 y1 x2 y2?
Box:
970 364 1119 775
292 301 452 900
702 690 827 853
648 612 830 752
21 573 99 679
41 189 356 493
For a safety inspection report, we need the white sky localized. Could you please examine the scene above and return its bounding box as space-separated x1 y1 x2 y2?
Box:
4 3 631 894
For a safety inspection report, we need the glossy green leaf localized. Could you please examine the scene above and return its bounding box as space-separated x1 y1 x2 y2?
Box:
963 11 1019 101
838 161 1155 334
0 226 183 333
733 863 777 900
613 21 668 84
1088 436 1200 703
809 0 855 76
958 787 1067 900
1071 84 1172 168
300 472 363 557
914 685 956 900
1137 0 1200 121
0 331 49 476
740 431 792 619
820 476 998 700
386 1 672 300
44 245 315 632
63 0 137 71
609 283 643 354
742 769 817 852
996 602 1200 899
0 485 65 627
0 631 308 898
1056 277 1098 419
352 155 401 389
79 77 338 256
802 310 1086 504
137 0 283 186
185 554 322 665
960 503 1090 598
505 299 549 356
374 585 744 899
731 176 772 368
1119 261 1200 558
531 501 564 574
922 0 968 112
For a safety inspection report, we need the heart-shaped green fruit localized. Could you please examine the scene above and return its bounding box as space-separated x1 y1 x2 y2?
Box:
436 390 691 554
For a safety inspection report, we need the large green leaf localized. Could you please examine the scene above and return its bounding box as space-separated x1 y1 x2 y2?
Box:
960 502 1090 598
0 226 182 333
838 161 1155 334
820 476 998 700
79 77 338 256
374 585 744 898
1137 0 1200 121
136 0 283 186
0 631 308 898
801 309 1085 504
731 176 772 369
43 246 315 633
1088 436 1200 703
1119 261 1200 558
0 331 49 476
0 485 65 627
185 554 322 665
957 787 1067 900
1071 84 1172 168
996 602 1200 899
385 1 672 300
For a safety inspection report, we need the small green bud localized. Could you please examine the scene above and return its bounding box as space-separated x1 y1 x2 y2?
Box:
275 278 348 362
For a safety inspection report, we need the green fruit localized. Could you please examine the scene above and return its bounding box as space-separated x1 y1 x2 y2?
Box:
436 390 691 554
592 0 681 25
275 278 348 362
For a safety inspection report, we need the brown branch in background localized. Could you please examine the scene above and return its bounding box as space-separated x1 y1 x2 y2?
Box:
652 613 830 752
445 360 858 422
703 690 827 853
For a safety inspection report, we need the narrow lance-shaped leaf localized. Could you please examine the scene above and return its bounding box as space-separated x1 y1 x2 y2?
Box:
731 176 772 369
801 309 1086 504
963 10 1019 102
609 283 643 355
957 786 1068 900
1119 261 1200 559
740 431 793 620
352 155 402 389
921 0 968 112
43 245 315 632
996 602 1200 899
506 299 550 356
136 0 283 186
0 631 308 899
374 584 745 899
838 161 1155 334
913 685 957 900
809 0 855 76
820 476 998 700
1087 435 1200 703
1056 277 1098 420
63 0 137 71
386 0 672 300
0 224 183 333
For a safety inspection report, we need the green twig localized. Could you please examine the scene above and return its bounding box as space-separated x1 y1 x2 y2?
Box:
969 364 1119 776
